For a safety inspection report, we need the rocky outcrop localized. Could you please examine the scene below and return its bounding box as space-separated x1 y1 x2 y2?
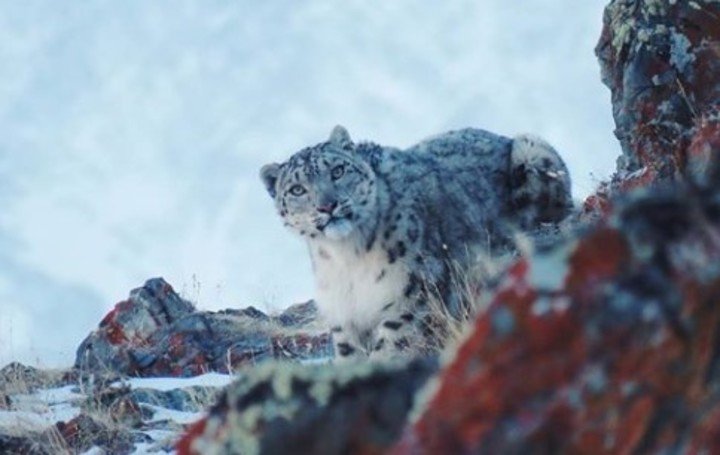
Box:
75 278 332 377
584 0 720 220
597 0 720 183
177 359 437 455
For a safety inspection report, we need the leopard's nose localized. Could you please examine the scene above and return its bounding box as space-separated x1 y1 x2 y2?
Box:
317 201 338 214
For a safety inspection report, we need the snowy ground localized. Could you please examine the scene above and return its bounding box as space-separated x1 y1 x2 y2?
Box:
0 372 236 454
0 385 83 432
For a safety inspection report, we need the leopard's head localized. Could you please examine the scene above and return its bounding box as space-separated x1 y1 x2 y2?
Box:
261 126 378 241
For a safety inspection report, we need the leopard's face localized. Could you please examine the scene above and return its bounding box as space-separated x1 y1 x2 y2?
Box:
261 126 377 241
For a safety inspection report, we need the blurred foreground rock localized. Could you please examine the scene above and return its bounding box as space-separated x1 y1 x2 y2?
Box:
75 278 332 377
177 359 437 455
394 185 720 453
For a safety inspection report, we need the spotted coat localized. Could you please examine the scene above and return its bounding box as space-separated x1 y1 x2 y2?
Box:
261 126 571 360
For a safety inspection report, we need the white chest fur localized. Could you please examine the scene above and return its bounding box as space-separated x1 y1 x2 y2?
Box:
309 240 408 328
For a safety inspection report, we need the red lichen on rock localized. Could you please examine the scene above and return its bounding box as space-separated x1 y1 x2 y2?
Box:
176 417 208 455
394 188 720 454
99 306 128 346
594 0 720 187
687 119 720 185
564 227 628 298
577 0 720 225
48 414 134 454
76 279 332 377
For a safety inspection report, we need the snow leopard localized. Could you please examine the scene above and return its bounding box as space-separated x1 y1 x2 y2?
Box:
261 126 572 361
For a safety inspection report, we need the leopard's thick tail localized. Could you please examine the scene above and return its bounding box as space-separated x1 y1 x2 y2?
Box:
509 134 573 229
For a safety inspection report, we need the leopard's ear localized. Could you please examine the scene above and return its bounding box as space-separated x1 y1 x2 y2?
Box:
260 163 282 198
329 125 352 148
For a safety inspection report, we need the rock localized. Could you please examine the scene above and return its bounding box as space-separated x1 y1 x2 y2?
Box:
0 393 9 410
274 300 319 327
581 0 720 219
393 186 720 454
75 278 332 377
47 414 135 454
597 0 720 183
86 385 145 428
0 434 35 454
75 278 195 375
177 359 437 455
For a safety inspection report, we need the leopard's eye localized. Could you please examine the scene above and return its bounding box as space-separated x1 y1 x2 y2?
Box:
289 184 307 196
331 164 345 180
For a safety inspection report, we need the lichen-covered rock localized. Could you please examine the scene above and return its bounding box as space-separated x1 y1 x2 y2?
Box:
580 0 720 222
393 185 720 454
49 413 136 454
595 0 720 187
75 278 195 375
75 278 332 377
177 359 437 455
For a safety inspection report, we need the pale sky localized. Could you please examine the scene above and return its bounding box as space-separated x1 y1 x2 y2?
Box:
0 0 617 367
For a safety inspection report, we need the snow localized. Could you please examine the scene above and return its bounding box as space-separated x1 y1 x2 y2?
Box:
32 385 85 404
146 405 205 425
114 372 236 392
0 386 83 432
0 404 80 431
0 0 617 368
0 374 233 453
80 448 106 455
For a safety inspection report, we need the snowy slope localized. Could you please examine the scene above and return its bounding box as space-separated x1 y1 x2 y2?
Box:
0 0 616 367
0 371 235 454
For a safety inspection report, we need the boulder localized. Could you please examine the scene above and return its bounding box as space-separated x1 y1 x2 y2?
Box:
75 278 332 377
584 0 720 219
